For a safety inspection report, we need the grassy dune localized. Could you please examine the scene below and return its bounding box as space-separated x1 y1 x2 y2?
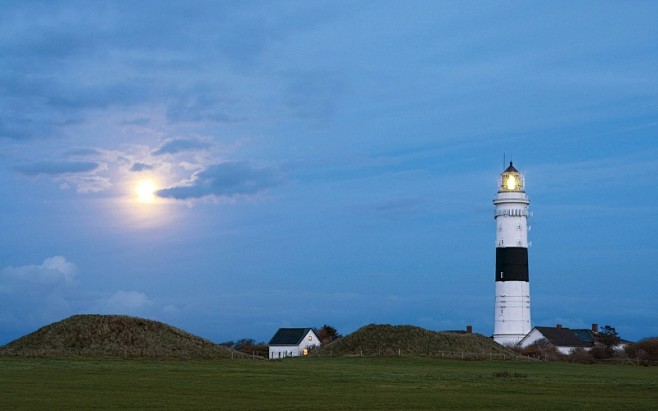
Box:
0 315 245 359
1 356 657 409
318 324 516 359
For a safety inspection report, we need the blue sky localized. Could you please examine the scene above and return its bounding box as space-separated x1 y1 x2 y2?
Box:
1 1 657 344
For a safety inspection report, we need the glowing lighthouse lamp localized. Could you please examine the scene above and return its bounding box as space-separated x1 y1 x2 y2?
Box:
493 162 531 345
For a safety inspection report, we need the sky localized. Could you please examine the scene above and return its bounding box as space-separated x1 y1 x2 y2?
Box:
1 1 657 345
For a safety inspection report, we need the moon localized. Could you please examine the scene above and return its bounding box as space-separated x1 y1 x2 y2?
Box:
135 179 157 203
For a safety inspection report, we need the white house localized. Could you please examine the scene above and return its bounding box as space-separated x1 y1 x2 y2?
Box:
268 328 320 359
518 326 591 355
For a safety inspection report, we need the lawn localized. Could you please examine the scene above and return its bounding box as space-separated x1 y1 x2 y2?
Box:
1 356 656 409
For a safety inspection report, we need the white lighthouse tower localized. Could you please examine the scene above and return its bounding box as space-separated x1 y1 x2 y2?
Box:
493 162 531 345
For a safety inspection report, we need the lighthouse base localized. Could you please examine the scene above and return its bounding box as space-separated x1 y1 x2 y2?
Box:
493 281 531 346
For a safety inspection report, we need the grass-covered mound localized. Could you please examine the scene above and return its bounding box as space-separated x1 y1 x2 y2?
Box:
0 314 247 359
317 324 517 358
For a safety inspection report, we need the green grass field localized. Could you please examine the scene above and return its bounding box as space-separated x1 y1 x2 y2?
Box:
1 356 657 410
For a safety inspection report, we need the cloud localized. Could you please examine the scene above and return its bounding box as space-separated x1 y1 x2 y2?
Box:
104 290 152 311
166 93 233 124
14 159 111 193
89 290 154 317
1 256 78 288
0 2 340 141
162 304 181 315
130 162 155 172
0 257 79 341
0 256 162 343
152 138 212 156
530 152 658 195
120 117 151 126
64 147 104 157
15 160 99 176
368 198 427 221
64 175 113 193
156 161 281 200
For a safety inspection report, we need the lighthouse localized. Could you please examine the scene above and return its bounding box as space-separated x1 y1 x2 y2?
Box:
493 162 531 345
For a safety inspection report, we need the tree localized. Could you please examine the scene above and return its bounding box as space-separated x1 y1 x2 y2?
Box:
229 338 269 357
598 325 620 347
234 338 256 351
315 325 341 345
591 325 620 360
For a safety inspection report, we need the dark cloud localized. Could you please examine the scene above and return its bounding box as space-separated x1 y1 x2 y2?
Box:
46 83 149 110
0 80 147 141
0 2 344 140
152 138 211 156
0 2 262 140
15 160 99 176
156 161 281 200
0 111 60 140
64 147 103 157
130 162 155 172
166 93 234 124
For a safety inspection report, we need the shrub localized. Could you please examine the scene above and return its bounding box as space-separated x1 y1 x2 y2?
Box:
590 344 614 360
625 338 658 365
568 348 595 364
520 338 563 361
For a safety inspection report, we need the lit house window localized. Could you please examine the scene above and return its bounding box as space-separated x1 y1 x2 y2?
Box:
303 348 308 356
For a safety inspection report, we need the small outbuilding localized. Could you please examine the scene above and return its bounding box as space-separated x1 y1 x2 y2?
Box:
268 328 320 359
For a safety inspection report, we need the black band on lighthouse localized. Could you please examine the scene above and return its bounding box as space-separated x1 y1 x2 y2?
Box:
495 247 529 282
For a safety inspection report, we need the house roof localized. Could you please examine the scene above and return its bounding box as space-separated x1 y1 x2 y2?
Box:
268 328 314 346
533 326 591 348
571 329 597 346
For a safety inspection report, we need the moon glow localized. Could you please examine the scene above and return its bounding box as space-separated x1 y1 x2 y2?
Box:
135 179 157 203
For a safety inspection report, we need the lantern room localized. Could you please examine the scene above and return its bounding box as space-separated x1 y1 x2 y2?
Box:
499 162 524 192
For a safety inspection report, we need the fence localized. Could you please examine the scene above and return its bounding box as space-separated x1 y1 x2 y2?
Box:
315 349 535 361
